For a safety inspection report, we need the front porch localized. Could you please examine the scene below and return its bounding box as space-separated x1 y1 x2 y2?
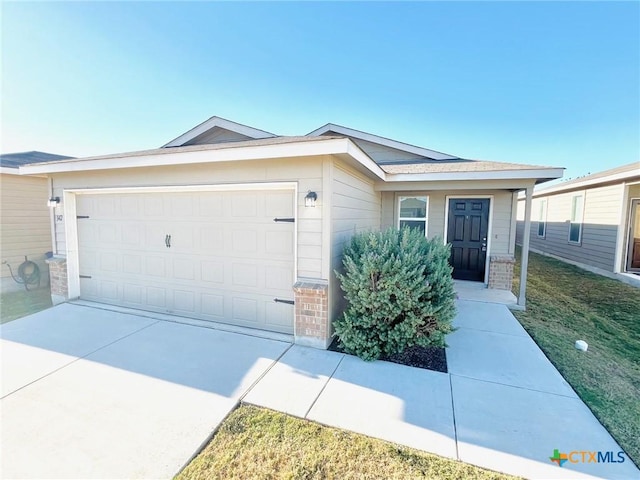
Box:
454 280 519 309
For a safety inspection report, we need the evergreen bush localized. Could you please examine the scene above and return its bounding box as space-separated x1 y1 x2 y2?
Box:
334 227 456 361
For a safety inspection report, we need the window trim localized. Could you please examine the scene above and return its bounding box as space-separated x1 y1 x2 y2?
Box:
537 198 547 238
568 193 585 244
397 195 429 237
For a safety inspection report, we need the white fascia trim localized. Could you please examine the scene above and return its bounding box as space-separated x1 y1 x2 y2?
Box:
0 167 19 174
386 168 564 183
162 116 277 147
18 138 387 180
521 169 640 198
308 124 457 160
345 140 386 180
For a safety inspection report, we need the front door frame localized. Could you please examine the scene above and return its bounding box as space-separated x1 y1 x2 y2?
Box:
443 195 494 284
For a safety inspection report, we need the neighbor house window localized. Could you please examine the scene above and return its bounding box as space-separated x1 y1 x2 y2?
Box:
398 196 428 235
569 194 584 243
537 199 547 238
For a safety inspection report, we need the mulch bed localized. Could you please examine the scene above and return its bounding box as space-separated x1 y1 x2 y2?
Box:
328 337 448 373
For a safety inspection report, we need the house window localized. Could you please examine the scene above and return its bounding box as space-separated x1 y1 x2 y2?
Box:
398 196 428 235
537 199 547 238
569 194 584 243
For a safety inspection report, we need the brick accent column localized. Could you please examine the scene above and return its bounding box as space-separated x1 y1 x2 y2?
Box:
293 280 330 349
488 255 516 291
46 256 68 305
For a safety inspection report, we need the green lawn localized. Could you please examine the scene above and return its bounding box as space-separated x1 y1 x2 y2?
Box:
177 405 517 480
512 247 640 466
0 287 53 324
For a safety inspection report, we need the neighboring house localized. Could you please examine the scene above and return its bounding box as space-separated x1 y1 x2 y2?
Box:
0 151 74 292
20 117 563 348
516 162 640 286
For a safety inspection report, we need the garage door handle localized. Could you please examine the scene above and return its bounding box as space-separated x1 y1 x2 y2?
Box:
165 234 172 248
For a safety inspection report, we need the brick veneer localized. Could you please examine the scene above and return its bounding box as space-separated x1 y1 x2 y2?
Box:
293 280 330 349
46 256 68 305
488 255 516 290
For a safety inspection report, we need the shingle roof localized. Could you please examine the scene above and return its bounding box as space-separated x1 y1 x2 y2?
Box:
25 136 339 165
381 159 553 174
0 151 74 168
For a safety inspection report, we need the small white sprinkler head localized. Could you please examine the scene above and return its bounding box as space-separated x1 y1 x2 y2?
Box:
575 340 588 352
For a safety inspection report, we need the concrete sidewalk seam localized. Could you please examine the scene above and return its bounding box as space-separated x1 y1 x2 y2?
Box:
448 373 460 461
0 320 160 400
449 373 578 399
453 326 527 338
303 353 346 419
239 343 294 403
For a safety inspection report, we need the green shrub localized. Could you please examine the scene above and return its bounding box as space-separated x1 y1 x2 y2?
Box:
334 227 456 361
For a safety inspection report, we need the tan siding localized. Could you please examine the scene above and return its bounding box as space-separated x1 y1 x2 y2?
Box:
517 183 623 272
50 157 325 279
0 174 51 283
380 190 514 255
330 160 381 326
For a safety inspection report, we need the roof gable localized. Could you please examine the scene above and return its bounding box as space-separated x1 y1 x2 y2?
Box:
163 116 276 148
306 123 459 162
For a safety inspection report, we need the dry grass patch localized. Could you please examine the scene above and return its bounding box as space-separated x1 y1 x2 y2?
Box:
177 405 517 480
513 248 640 465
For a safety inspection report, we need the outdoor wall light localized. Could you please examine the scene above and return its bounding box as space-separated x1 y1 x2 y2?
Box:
305 191 317 207
47 197 60 208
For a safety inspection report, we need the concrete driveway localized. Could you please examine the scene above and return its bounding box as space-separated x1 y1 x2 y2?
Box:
0 303 290 479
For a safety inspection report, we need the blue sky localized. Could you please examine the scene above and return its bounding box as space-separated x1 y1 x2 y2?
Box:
2 1 638 180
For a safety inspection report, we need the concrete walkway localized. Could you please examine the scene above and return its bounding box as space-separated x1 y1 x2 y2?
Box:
245 300 639 480
2 300 638 479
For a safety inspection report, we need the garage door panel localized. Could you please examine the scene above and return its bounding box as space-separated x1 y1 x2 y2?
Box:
232 297 258 323
122 254 142 275
200 227 224 250
77 189 294 334
231 193 258 218
266 302 294 328
99 252 119 273
199 193 224 217
265 230 294 256
147 287 167 308
231 229 258 253
143 196 165 216
120 195 141 217
265 192 295 217
145 256 167 277
173 257 195 280
200 260 224 284
173 290 196 314
123 283 144 305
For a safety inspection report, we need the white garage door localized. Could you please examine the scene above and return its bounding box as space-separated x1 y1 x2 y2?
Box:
76 189 295 334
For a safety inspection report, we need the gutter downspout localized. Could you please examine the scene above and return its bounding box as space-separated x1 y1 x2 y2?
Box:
518 185 533 307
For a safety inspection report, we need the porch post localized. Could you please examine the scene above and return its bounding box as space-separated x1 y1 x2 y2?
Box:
518 185 534 306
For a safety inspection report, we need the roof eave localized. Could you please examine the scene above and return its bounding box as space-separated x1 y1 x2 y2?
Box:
18 137 387 180
307 123 458 160
384 168 565 184
521 168 640 198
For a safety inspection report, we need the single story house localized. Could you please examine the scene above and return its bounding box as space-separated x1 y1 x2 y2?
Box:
20 117 563 348
1 151 73 292
516 162 640 287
